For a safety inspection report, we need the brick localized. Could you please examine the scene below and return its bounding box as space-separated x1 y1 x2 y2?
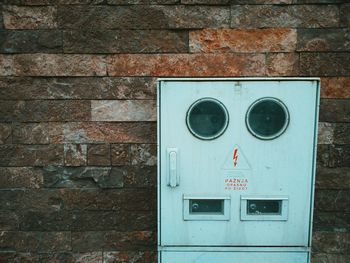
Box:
43 166 124 189
300 53 350 76
19 210 152 231
0 100 91 122
49 122 156 144
124 166 156 188
0 30 62 53
59 189 156 211
298 29 350 52
72 210 155 231
313 212 350 232
0 167 44 188
329 145 350 167
321 77 350 99
3 5 57 29
312 232 350 254
0 188 156 211
73 252 103 263
111 144 130 165
190 29 296 53
231 5 338 28
266 53 299 76
316 167 350 190
107 54 265 77
0 145 63 166
0 231 71 252
64 144 87 166
72 231 156 252
13 123 49 144
131 144 157 166
334 123 350 144
0 54 106 76
63 30 188 53
88 144 111 166
58 5 229 29
298 0 348 3
103 251 157 263
0 123 11 144
317 144 330 167
315 190 350 212
0 210 19 230
340 4 350 27
0 77 156 100
108 0 177 3
319 99 350 123
318 122 334 145
91 100 156 122
312 254 350 263
182 0 229 4
0 252 76 263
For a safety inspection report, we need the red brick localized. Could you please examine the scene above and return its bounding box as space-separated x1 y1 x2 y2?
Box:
190 29 296 53
3 5 57 29
321 77 350 99
0 54 106 76
107 54 265 77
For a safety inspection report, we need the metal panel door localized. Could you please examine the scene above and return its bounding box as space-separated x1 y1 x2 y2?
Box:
159 80 319 246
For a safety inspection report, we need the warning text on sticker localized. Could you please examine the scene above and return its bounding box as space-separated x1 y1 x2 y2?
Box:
224 178 248 191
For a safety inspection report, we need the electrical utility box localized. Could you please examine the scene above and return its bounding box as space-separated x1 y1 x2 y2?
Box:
157 78 320 263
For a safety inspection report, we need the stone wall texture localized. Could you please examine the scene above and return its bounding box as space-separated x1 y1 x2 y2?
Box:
0 1 349 262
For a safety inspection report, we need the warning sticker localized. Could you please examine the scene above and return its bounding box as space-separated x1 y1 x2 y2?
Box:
221 145 251 171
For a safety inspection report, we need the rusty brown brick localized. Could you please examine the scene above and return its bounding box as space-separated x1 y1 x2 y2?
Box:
190 29 296 53
321 77 350 99
107 54 266 77
0 54 106 76
3 5 57 29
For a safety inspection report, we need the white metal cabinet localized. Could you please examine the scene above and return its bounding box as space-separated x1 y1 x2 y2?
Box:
158 78 319 263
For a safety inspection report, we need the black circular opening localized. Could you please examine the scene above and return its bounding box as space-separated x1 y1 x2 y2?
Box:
246 98 289 140
187 98 229 140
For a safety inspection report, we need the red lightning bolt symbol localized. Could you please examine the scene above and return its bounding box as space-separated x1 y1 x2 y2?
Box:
233 148 238 167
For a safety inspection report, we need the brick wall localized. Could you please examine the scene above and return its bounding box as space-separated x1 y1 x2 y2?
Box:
0 0 349 262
